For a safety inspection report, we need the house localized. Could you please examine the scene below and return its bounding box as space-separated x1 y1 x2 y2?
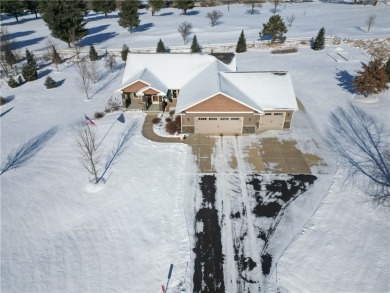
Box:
116 53 298 135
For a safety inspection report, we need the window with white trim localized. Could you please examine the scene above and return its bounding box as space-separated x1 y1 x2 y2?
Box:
209 118 218 120
230 118 240 120
198 118 207 120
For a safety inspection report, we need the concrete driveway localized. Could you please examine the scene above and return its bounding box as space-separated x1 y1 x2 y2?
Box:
142 114 323 174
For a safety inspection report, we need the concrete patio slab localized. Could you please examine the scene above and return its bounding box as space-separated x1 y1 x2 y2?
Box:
263 158 289 173
285 158 311 174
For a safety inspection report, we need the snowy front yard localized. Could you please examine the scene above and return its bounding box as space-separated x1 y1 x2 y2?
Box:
1 2 390 292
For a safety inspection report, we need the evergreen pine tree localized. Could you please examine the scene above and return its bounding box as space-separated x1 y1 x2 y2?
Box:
44 76 57 88
52 46 61 64
7 76 19 88
312 27 325 51
149 0 164 16
260 15 288 43
22 49 38 82
353 59 389 97
118 0 140 33
89 45 98 61
1 0 25 22
40 0 87 47
156 39 166 53
236 30 247 53
174 0 195 14
191 35 201 53
121 44 130 61
385 58 390 82
24 0 40 18
92 0 116 18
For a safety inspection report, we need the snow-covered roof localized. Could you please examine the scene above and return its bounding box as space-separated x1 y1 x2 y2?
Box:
117 54 297 113
221 71 298 111
176 71 298 113
119 53 231 91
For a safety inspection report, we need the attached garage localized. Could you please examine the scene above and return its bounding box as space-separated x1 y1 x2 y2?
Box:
194 117 243 135
259 112 285 130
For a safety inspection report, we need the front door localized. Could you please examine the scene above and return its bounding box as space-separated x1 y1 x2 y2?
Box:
152 95 159 104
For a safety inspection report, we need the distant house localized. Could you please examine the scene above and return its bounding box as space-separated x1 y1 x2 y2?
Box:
116 53 298 135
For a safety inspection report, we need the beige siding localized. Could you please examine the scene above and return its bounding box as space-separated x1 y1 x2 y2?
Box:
143 88 159 95
182 113 257 127
122 80 149 93
186 93 255 112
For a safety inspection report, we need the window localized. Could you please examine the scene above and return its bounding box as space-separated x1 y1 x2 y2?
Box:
220 118 229 120
209 118 217 120
231 118 240 120
274 113 284 116
198 118 207 120
265 113 272 116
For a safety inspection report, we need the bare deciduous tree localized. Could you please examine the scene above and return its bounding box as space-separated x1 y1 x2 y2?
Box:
286 13 295 27
69 27 81 59
74 124 101 184
366 14 376 32
269 0 282 14
75 60 93 99
326 104 390 204
244 0 263 15
0 27 18 76
105 54 117 72
89 61 100 83
206 10 224 27
178 21 193 44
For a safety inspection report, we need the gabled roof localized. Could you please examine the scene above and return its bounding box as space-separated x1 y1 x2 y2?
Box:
116 68 168 94
118 53 232 91
116 54 297 114
221 71 298 111
176 71 298 113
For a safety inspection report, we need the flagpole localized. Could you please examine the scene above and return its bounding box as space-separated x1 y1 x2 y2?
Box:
164 264 174 293
95 113 125 150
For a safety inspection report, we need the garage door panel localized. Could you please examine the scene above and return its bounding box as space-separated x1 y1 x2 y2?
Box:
195 117 242 135
259 112 285 130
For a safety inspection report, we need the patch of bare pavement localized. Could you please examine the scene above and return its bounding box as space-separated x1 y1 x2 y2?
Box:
193 173 317 292
193 175 225 293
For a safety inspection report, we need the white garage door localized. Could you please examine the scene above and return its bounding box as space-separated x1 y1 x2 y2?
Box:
194 117 243 135
259 112 285 130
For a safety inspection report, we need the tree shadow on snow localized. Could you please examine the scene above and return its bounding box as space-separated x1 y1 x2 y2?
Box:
85 14 119 23
56 79 66 87
159 12 174 16
185 10 200 16
38 69 52 79
245 9 261 15
3 95 15 104
134 23 154 32
0 126 58 175
78 32 118 46
87 24 110 35
0 107 14 118
336 69 355 94
2 30 35 41
2 15 42 26
12 37 46 50
99 120 140 181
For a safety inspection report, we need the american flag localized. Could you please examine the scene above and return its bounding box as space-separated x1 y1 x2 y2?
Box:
85 115 97 127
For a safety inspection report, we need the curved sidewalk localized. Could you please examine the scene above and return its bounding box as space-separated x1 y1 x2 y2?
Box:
142 114 183 143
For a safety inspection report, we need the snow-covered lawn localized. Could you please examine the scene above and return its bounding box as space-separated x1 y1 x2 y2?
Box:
1 2 390 293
